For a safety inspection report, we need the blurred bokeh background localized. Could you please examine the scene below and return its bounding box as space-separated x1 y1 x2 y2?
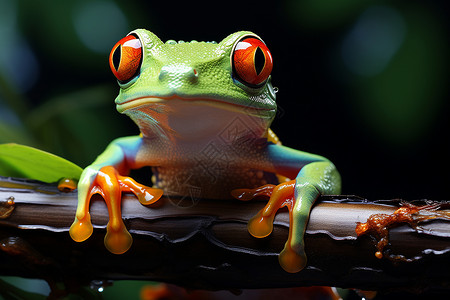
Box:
0 0 449 298
0 0 449 197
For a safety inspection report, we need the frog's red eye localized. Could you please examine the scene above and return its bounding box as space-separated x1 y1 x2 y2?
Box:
109 34 142 83
232 37 273 87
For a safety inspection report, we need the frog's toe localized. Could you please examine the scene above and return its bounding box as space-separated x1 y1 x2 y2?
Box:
57 178 78 192
279 245 307 273
245 180 295 237
105 220 133 254
248 210 274 238
279 183 320 272
118 176 163 205
69 214 93 242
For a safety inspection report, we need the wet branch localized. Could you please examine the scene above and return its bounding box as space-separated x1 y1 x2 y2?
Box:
0 176 450 293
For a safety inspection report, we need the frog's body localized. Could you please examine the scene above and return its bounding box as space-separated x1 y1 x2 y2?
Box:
128 98 279 199
70 29 341 273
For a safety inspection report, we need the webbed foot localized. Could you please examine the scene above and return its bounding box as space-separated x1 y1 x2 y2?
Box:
70 166 163 254
232 180 320 273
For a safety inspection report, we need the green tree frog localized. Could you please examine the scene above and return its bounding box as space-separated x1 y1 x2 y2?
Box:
69 29 341 273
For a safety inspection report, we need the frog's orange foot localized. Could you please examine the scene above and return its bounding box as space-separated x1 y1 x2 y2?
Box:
232 180 318 273
70 166 163 254
57 178 78 192
232 181 295 238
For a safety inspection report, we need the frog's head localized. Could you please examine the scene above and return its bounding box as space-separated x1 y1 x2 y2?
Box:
109 29 277 141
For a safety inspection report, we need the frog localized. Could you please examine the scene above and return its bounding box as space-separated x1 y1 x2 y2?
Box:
69 29 341 273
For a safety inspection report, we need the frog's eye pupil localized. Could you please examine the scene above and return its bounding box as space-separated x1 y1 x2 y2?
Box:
112 46 121 71
109 34 142 84
254 47 265 75
232 36 273 87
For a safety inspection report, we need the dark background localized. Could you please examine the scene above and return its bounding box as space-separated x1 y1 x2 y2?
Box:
0 0 449 202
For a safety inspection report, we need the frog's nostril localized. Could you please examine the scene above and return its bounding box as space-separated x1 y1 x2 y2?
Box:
190 68 199 81
158 67 168 82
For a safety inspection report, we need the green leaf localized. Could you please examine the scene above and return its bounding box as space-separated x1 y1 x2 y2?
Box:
0 143 83 183
0 277 47 300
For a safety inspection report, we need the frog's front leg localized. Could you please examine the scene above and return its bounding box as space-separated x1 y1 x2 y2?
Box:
233 144 341 273
69 136 163 254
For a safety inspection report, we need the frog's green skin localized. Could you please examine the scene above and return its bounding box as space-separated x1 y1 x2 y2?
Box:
70 29 341 273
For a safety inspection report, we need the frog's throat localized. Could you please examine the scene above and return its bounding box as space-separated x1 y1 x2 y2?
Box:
116 96 276 119
117 96 275 143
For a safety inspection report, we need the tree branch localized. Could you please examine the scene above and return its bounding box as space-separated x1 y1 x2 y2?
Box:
0 176 450 293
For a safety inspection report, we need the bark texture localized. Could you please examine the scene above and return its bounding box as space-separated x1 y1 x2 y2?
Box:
0 176 449 294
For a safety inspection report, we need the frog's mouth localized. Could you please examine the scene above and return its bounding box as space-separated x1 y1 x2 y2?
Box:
116 95 276 118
